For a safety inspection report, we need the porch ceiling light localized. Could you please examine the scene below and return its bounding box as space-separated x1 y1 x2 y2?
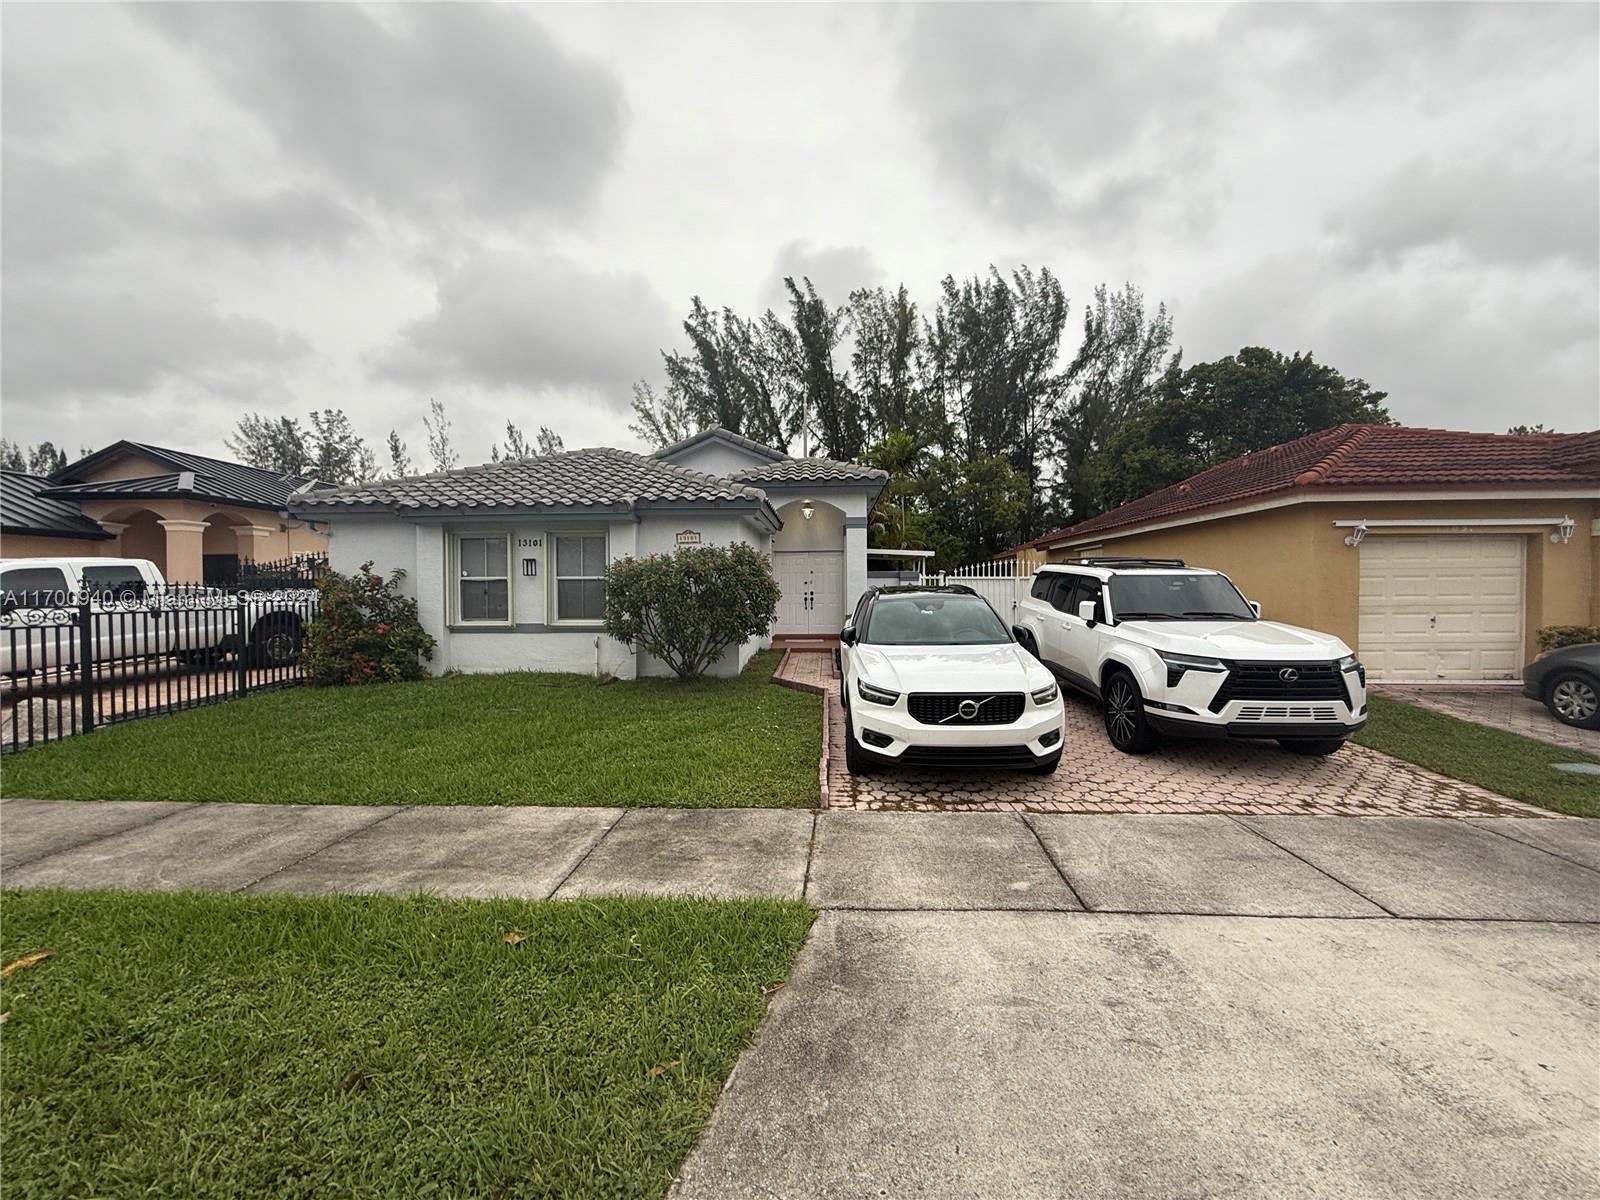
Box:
801 499 815 521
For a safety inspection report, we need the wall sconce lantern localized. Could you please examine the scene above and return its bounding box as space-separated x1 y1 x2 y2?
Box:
521 558 538 577
801 499 815 521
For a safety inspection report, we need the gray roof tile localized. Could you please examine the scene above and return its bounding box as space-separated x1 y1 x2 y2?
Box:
2 471 113 539
293 447 771 512
730 457 888 485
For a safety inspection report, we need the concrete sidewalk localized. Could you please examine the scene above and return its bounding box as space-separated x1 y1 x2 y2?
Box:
3 798 1598 921
4 798 1598 1199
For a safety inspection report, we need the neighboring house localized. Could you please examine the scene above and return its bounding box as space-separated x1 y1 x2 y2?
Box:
291 428 887 678
0 443 329 583
1001 424 1600 682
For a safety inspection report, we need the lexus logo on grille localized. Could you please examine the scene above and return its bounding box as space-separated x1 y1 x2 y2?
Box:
957 699 981 720
1279 667 1300 682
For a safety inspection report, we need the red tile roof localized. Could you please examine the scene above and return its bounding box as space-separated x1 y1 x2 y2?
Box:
1011 424 1600 553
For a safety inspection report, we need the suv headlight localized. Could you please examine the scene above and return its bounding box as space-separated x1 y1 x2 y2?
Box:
856 679 900 706
1156 651 1227 671
1337 654 1366 686
1030 681 1058 704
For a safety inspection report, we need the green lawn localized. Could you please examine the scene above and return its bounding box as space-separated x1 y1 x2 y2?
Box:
1356 694 1600 818
1 651 819 807
0 889 812 1200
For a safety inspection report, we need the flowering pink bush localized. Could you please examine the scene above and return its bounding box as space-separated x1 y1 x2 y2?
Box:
303 563 435 686
603 543 779 679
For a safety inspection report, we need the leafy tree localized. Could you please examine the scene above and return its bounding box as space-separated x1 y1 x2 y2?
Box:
0 440 23 471
603 543 781 679
922 266 1068 539
660 298 792 448
629 380 694 447
1089 348 1393 512
227 414 310 476
492 422 565 461
920 454 1029 570
1508 423 1551 435
865 432 931 550
781 276 861 461
1053 283 1174 522
307 409 377 484
536 426 564 455
386 430 412 477
850 285 928 447
424 398 457 472
1 441 95 474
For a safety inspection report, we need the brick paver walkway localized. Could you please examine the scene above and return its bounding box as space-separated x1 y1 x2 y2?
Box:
1376 685 1599 756
774 651 1551 818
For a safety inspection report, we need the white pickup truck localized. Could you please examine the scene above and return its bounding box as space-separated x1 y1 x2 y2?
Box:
0 557 311 677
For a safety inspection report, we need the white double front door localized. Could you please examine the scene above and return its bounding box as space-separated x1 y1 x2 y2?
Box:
775 550 844 636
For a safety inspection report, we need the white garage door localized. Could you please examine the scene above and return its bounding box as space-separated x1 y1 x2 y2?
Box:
1359 535 1524 681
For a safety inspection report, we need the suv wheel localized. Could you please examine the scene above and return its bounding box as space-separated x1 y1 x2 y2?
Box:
1279 739 1346 757
843 707 874 774
1545 670 1600 730
1102 671 1159 754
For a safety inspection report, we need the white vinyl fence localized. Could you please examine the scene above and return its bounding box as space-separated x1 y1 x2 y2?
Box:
917 561 1032 622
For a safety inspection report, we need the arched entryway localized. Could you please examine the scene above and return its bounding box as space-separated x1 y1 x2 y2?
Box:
114 509 167 577
772 498 846 635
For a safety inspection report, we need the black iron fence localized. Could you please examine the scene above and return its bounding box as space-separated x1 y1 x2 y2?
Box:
1 585 320 753
216 552 331 591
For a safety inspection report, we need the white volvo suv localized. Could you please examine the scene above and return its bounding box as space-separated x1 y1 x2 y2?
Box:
1013 558 1367 756
839 585 1066 774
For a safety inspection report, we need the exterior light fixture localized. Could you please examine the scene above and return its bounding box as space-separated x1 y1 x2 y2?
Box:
801 499 815 521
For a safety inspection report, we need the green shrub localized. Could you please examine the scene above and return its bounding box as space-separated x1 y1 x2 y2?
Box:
604 543 780 679
303 563 436 685
1537 624 1600 652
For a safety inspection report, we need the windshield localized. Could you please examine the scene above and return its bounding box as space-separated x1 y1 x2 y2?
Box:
864 594 1011 645
1108 574 1255 621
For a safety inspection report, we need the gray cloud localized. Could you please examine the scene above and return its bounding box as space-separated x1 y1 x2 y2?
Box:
375 252 675 410
136 3 626 234
759 240 883 313
2 270 310 404
1328 158 1600 271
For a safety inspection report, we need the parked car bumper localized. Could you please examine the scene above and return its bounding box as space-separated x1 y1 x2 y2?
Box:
849 700 1065 765
1145 701 1366 742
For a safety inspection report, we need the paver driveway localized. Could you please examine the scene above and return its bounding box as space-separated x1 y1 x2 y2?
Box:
1377 683 1600 755
780 653 1551 816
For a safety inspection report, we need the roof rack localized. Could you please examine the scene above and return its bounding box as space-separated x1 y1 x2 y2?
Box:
869 583 978 596
1062 556 1187 568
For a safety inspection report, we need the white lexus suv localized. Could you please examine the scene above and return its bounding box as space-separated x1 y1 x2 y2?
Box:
839 585 1066 774
1013 558 1366 756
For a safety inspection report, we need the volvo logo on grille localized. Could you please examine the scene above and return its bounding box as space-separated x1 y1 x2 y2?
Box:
1278 667 1300 682
957 699 981 720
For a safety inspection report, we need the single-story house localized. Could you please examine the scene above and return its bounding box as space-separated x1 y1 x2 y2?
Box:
1 442 328 582
1001 424 1600 682
291 428 887 678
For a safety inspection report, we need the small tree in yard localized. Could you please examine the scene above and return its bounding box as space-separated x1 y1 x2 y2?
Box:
604 543 780 679
304 563 436 685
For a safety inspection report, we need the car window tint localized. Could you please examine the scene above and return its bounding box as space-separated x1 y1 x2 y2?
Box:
1049 575 1081 613
1 566 71 611
1030 574 1056 601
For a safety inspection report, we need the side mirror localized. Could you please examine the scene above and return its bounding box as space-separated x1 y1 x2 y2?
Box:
1248 600 1262 618
839 626 857 646
1076 600 1097 625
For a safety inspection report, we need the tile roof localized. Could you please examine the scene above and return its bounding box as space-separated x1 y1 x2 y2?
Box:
1022 424 1600 550
1 471 113 540
46 441 313 511
650 425 787 463
292 447 775 514
730 457 888 485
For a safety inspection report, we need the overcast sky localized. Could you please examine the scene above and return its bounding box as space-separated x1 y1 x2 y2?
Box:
4 2 1597 468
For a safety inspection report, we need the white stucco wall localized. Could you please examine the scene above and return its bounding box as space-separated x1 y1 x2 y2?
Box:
320 510 776 680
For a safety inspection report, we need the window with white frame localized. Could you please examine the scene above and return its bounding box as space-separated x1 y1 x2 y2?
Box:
455 534 510 623
553 533 607 623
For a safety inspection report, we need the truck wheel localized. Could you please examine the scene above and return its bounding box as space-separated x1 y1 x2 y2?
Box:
252 616 303 668
1279 739 1346 757
1102 670 1159 755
